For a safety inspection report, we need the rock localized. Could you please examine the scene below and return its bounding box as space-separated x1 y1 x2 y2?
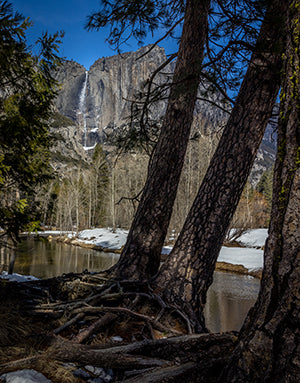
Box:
111 335 123 342
55 61 86 122
0 369 52 383
72 368 91 379
85 366 106 378
55 45 169 148
88 378 104 383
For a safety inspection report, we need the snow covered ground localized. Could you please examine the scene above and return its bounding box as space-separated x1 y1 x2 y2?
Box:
76 228 128 250
235 228 268 248
161 244 264 271
73 227 268 271
218 247 263 271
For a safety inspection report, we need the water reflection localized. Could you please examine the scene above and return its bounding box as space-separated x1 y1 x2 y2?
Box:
1 238 260 332
0 238 119 278
205 271 260 332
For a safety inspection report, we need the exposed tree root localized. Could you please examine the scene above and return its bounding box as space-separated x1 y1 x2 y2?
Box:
0 274 237 382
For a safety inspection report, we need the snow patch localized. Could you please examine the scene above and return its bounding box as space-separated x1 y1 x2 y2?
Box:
77 228 128 250
218 247 263 271
74 228 265 272
0 271 39 282
1 369 52 383
236 228 268 248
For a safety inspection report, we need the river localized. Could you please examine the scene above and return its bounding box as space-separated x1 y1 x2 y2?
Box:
0 237 260 333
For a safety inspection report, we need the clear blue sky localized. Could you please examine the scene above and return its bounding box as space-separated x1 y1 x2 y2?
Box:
12 0 179 70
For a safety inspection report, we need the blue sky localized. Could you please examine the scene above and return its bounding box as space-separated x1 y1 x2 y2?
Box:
12 0 179 70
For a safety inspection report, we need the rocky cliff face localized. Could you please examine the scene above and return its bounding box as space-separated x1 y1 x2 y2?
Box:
55 60 86 122
55 45 169 148
54 45 276 184
55 45 233 148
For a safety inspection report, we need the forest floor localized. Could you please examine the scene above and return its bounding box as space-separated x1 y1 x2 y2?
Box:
0 272 238 383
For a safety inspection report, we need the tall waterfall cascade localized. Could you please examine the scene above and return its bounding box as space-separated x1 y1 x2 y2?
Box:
78 71 89 149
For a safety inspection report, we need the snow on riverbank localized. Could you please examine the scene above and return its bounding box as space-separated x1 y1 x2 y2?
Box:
235 228 268 248
161 244 264 271
72 227 267 272
76 228 128 250
218 247 263 271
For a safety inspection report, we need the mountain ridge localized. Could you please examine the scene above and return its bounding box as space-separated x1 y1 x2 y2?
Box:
54 45 277 184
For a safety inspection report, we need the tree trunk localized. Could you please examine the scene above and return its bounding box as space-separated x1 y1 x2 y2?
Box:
220 1 300 380
110 0 211 281
8 247 16 275
154 0 289 331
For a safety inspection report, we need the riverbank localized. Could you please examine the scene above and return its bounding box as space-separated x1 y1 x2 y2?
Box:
53 228 267 279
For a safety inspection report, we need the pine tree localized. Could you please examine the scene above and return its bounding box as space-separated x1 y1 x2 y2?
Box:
0 1 63 245
153 0 289 331
256 166 274 213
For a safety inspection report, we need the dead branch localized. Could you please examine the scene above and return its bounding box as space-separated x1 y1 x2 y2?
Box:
0 356 39 375
73 313 118 343
53 313 85 335
135 18 183 61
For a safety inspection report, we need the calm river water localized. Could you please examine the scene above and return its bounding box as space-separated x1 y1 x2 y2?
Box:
1 238 260 333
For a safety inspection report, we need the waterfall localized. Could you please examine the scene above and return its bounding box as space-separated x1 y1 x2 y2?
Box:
79 71 88 147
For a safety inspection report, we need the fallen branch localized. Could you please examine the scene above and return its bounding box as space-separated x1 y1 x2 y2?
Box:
73 313 118 343
54 313 84 335
0 356 39 375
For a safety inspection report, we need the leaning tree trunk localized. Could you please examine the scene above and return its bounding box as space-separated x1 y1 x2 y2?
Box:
220 2 300 381
154 0 289 331
110 0 211 281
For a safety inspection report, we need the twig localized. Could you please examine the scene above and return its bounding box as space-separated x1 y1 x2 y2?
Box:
53 313 84 335
135 18 183 61
155 308 165 322
196 96 231 114
116 188 144 206
146 320 156 340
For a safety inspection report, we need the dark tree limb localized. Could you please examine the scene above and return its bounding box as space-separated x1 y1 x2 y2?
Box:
54 313 84 335
73 313 118 343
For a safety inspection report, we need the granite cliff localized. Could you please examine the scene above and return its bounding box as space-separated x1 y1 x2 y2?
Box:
54 45 276 183
55 45 170 148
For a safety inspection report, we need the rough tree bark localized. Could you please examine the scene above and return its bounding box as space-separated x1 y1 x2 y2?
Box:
110 0 211 281
154 0 289 331
220 1 300 380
